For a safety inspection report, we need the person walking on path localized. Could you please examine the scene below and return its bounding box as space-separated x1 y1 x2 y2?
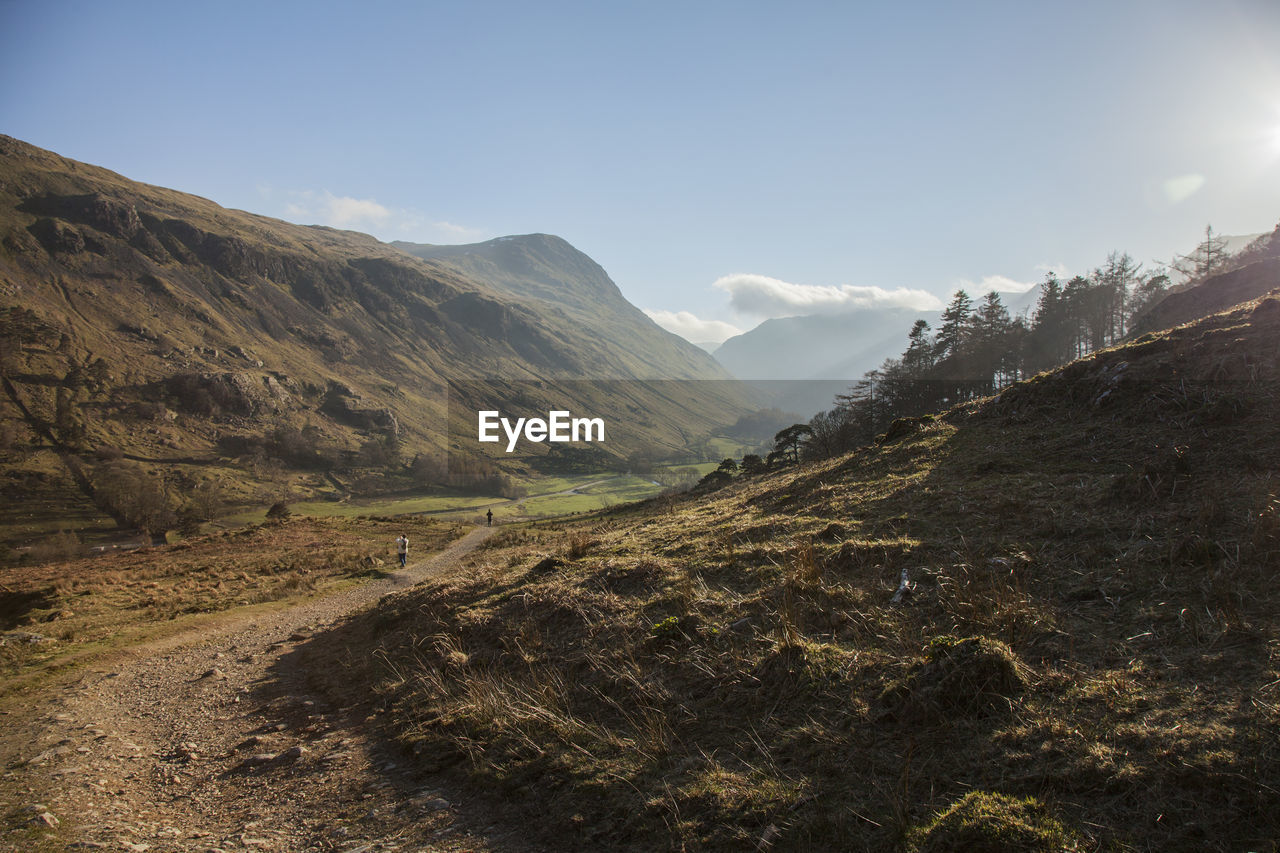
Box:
486 508 493 526
395 534 409 567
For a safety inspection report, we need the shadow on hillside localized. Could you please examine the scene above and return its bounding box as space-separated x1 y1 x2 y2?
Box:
774 371 1280 847
250 587 545 850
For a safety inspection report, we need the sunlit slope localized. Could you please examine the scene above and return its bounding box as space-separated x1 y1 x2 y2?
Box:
0 136 751 546
394 235 735 381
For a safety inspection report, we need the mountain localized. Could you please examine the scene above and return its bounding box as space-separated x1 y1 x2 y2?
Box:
714 308 922 382
0 136 748 549
392 235 731 381
709 308 922 417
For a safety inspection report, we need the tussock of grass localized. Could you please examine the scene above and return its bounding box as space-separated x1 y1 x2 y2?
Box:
907 790 1082 852
877 636 1026 722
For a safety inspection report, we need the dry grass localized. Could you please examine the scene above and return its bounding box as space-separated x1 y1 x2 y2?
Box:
0 515 464 694
293 297 1280 851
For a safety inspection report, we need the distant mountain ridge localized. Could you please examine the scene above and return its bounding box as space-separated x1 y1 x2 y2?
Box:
713 308 923 381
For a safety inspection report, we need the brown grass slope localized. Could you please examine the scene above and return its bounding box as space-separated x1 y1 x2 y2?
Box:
0 515 463 696
303 292 1280 851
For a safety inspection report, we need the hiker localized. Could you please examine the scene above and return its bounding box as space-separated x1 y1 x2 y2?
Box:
395 534 408 567
486 508 493 526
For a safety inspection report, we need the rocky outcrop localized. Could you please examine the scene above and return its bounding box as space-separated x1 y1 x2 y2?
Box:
27 218 88 254
165 372 288 418
20 192 142 239
319 383 398 434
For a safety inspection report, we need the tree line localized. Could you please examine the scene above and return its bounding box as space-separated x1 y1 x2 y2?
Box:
805 254 1164 454
690 227 1244 488
799 231 1235 461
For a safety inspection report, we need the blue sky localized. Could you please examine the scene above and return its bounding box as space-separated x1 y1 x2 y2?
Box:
4 0 1279 344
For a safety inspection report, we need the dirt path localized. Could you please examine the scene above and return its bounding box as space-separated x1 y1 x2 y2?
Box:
4 525 530 852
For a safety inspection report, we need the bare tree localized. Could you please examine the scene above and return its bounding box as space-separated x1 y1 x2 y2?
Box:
1173 224 1229 281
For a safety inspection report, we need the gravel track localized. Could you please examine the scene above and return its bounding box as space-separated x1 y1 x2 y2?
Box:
4 525 528 852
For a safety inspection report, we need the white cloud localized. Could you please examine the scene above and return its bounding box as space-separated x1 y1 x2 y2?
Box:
392 213 488 244
1034 261 1070 279
712 273 942 319
327 194 391 227
1163 173 1206 204
644 309 743 344
432 220 486 240
284 190 391 229
272 187 486 244
958 274 1038 295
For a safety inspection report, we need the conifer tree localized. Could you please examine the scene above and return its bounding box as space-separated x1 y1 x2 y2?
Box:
933 289 974 370
1027 273 1070 372
973 291 1012 389
903 319 934 375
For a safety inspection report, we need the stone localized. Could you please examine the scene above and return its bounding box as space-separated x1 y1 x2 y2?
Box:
418 797 451 812
28 745 72 764
531 555 565 574
3 630 50 644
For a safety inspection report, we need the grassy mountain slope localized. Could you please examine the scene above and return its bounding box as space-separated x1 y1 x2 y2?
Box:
0 137 746 553
393 235 732 382
305 292 1280 851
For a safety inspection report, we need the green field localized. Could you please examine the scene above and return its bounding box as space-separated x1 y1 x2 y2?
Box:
219 492 496 526
218 472 665 527
516 475 663 516
704 435 755 458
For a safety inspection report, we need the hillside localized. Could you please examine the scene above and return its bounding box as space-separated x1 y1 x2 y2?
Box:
0 138 751 554
305 292 1280 851
392 235 728 381
1130 224 1280 337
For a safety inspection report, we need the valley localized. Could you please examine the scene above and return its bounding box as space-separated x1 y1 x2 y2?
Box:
0 136 757 562
3 135 1280 851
